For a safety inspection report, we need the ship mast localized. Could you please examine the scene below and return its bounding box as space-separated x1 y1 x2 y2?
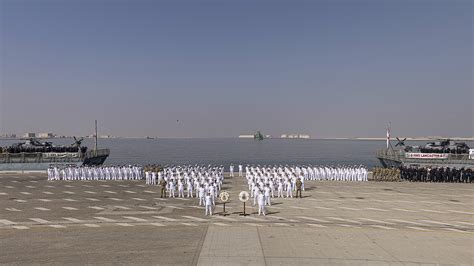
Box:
94 120 98 152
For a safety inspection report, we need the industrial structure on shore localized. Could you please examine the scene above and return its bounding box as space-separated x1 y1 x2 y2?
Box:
238 133 310 139
280 134 310 139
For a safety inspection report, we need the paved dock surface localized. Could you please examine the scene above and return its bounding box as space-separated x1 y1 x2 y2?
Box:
1 173 473 265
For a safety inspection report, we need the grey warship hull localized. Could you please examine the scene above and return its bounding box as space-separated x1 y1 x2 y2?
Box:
376 150 474 169
0 149 109 171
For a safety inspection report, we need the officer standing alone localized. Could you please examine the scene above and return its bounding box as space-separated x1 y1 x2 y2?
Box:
160 179 167 198
295 178 303 198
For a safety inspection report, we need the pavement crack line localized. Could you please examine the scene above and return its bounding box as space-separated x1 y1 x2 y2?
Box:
256 226 268 266
363 231 400 263
192 222 210 266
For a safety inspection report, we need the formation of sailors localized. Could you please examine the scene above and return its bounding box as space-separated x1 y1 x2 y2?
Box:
400 166 473 183
245 165 300 200
243 165 304 215
308 165 368 181
47 165 143 181
145 165 225 216
241 164 368 215
242 165 368 183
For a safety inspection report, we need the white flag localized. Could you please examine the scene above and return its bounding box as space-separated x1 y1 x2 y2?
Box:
386 123 391 149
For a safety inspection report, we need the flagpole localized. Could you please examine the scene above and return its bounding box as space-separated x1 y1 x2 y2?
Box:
386 122 391 150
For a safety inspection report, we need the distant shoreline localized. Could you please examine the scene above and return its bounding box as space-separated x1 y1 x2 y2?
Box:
325 137 474 141
1 137 473 141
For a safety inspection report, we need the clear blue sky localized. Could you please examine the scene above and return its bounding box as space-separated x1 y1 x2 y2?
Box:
1 0 472 138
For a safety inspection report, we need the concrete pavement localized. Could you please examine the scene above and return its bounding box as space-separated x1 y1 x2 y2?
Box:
1 172 473 265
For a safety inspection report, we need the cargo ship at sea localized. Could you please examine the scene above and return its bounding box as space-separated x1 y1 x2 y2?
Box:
376 138 474 169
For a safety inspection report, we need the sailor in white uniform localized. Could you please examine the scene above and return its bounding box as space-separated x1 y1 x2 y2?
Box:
277 180 284 198
186 181 194 198
145 171 150 185
169 181 176 198
151 171 156 185
205 192 213 216
264 185 271 206
198 185 205 206
269 179 275 198
285 179 293 198
178 180 185 198
257 191 266 216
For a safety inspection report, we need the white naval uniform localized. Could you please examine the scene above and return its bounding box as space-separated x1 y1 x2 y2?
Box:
205 195 213 216
257 193 266 216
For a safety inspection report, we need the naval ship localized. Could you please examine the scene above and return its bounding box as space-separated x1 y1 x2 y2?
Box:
0 137 109 171
376 138 474 169
254 131 264 141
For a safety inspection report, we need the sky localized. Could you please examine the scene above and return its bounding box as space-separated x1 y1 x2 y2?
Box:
0 0 472 138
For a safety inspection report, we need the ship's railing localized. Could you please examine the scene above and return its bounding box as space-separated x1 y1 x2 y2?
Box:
376 149 472 162
0 152 82 163
448 154 471 160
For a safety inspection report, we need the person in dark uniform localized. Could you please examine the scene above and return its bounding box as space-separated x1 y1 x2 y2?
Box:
295 178 303 198
160 179 167 198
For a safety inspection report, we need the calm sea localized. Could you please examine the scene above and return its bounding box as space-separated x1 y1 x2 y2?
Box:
1 138 472 168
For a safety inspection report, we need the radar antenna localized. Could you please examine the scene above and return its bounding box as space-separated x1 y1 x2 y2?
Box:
71 136 84 147
395 137 407 147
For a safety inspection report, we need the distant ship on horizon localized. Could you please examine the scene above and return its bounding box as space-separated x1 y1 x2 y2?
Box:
254 131 264 141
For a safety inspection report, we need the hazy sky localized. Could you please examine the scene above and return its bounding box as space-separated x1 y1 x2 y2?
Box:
1 0 472 138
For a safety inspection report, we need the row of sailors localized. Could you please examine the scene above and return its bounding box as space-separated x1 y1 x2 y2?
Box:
400 166 473 183
242 165 368 182
145 166 223 185
145 170 223 188
158 178 222 200
47 166 144 181
249 177 300 199
146 165 224 197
